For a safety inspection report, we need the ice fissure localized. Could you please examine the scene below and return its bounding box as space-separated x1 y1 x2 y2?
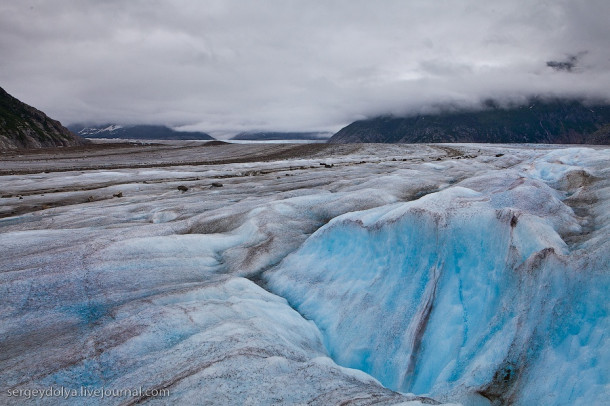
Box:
402 263 440 391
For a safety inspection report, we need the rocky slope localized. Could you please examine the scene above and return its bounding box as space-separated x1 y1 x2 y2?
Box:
329 99 610 144
0 87 86 149
69 124 214 140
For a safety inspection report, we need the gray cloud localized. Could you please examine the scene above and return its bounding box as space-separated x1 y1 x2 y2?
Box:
547 52 588 72
547 56 578 72
1 0 609 138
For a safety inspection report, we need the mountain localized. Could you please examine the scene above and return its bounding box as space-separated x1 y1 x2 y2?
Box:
69 124 214 141
0 86 86 149
232 131 331 141
587 123 610 144
328 99 610 144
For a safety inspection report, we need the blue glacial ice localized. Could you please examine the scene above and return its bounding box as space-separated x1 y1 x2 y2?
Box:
266 148 609 405
0 144 607 405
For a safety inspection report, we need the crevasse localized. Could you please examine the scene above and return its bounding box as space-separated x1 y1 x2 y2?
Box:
266 148 609 405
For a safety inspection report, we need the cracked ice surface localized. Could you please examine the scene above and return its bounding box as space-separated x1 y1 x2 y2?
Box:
0 143 608 405
267 147 610 405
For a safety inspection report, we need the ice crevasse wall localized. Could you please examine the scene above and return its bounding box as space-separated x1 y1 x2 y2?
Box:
266 148 609 405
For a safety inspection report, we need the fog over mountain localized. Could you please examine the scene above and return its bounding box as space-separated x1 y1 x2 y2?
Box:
68 124 214 141
1 1 609 138
329 99 610 144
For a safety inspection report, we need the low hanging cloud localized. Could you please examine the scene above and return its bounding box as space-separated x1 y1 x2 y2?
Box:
1 0 609 137
547 56 578 72
546 52 588 72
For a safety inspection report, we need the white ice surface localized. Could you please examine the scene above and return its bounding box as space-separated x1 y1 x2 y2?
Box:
1 144 608 405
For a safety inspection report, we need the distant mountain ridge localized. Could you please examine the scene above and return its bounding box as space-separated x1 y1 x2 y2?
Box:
69 124 214 140
232 131 331 141
0 86 86 149
328 99 610 144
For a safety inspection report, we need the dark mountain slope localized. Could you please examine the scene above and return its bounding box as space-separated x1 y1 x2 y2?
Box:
0 87 86 149
329 99 610 144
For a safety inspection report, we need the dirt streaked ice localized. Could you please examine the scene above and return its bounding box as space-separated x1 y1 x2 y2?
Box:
1 142 607 405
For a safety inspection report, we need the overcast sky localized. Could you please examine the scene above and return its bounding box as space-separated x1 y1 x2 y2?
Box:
1 0 609 137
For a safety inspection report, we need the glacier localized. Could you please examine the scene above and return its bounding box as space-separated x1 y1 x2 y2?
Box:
0 143 608 405
267 147 609 404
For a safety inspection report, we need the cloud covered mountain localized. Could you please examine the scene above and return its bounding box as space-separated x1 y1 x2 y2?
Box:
3 2 610 134
329 99 610 144
69 124 214 141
